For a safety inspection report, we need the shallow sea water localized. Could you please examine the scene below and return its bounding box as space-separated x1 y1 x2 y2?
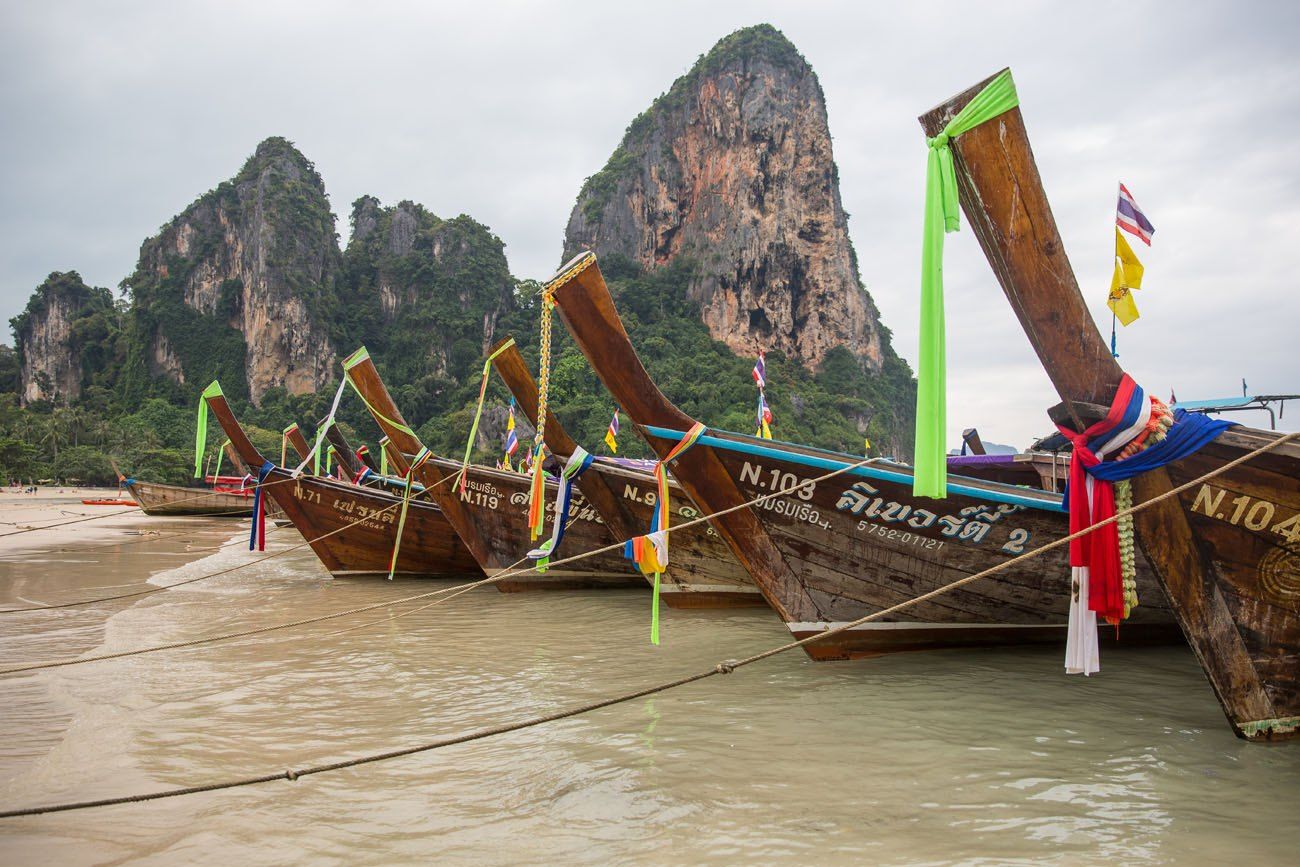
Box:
1 516 1297 865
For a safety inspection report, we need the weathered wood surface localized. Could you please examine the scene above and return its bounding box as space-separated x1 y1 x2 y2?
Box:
344 352 644 591
204 390 480 578
489 338 761 607
547 253 1173 654
921 71 1299 739
124 479 255 518
324 423 364 478
285 424 314 466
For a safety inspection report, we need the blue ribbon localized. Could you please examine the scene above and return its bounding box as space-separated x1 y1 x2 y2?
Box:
249 460 274 550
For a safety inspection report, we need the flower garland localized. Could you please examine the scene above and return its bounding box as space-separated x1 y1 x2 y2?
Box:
1112 397 1175 617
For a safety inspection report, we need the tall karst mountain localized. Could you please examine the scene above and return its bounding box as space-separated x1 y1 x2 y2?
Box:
10 271 120 405
122 137 342 405
564 24 888 373
340 196 515 396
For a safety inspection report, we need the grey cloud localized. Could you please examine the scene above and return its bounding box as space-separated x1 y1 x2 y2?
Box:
2 0 1297 445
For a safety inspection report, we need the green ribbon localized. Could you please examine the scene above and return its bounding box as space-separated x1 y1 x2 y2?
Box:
456 338 516 492
194 381 224 479
914 69 1019 498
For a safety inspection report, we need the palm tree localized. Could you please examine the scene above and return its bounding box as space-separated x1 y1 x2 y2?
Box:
65 406 89 448
41 412 68 461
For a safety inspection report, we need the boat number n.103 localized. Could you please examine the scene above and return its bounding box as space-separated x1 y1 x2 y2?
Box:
1191 484 1300 541
738 462 816 501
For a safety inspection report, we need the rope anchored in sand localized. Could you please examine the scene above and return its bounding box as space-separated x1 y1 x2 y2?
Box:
1 430 1293 817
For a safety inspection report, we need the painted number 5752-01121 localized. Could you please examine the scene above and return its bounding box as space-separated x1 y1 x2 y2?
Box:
1190 484 1300 542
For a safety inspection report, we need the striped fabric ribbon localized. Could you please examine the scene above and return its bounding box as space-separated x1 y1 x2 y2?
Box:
623 422 706 644
527 446 594 571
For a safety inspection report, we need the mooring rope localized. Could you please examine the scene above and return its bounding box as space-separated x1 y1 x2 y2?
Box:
0 474 307 539
0 477 410 615
0 431 1293 816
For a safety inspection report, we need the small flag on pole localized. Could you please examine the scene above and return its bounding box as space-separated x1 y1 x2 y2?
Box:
755 392 773 439
504 401 519 457
605 408 620 453
1107 228 1144 326
751 351 766 389
1116 183 1155 245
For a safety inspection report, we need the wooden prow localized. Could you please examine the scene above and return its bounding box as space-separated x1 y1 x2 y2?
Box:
546 253 821 621
284 424 314 465
343 348 495 568
489 337 639 541
922 71 1277 736
203 386 271 472
378 437 407 476
223 441 251 478
324 423 363 478
960 428 986 456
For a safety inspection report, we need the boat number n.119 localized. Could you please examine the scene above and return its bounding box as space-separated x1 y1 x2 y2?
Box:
738 462 815 501
1191 484 1300 541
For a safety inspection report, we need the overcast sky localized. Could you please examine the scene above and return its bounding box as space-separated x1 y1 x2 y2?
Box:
2 1 1298 445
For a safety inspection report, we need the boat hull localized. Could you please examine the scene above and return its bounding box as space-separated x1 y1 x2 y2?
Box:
428 457 644 591
643 426 1178 658
125 479 255 517
258 467 481 579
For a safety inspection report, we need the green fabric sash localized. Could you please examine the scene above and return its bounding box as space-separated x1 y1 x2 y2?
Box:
193 381 224 479
914 69 1019 498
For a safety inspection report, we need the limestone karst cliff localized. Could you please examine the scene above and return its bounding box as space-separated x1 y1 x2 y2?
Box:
10 271 119 405
564 24 889 374
123 137 341 405
341 196 515 390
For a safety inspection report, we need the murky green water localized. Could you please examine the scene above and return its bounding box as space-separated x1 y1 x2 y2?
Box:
1 515 1297 864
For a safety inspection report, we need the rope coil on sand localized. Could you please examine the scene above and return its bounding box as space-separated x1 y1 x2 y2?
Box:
1 430 1293 818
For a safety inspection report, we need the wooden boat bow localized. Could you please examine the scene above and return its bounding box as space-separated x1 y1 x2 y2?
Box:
923 70 1297 739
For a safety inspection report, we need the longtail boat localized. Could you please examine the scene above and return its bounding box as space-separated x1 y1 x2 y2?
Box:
545 252 1179 657
343 349 645 591
489 338 761 607
121 478 256 518
202 384 481 579
922 70 1299 740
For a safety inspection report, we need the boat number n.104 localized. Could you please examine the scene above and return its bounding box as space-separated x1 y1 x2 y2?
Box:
1191 484 1300 541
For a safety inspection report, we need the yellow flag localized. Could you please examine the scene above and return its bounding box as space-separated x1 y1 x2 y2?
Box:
1108 228 1143 326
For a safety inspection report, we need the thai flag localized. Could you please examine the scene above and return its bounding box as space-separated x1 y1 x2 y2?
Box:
752 351 766 389
504 403 519 456
1116 183 1155 246
604 409 620 453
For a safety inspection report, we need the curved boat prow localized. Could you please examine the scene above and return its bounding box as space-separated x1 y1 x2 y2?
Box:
546 252 817 622
923 70 1300 740
202 383 271 472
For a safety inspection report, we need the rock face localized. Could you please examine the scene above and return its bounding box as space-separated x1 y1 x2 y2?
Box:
564 24 887 372
10 271 117 405
124 137 341 404
342 196 515 385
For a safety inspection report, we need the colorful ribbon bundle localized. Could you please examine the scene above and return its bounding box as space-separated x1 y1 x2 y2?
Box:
1056 374 1235 674
622 422 705 645
526 442 547 541
527 446 594 570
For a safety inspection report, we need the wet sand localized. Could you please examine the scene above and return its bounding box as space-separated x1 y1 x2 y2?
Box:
1 497 1298 864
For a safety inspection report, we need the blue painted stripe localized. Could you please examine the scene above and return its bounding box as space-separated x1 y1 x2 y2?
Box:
643 425 1064 513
